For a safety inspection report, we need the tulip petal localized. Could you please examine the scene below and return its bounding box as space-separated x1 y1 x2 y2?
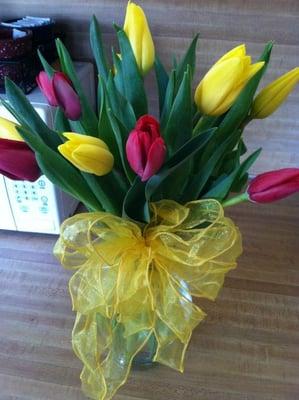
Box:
0 138 40 181
139 131 153 162
63 132 108 149
36 71 58 107
72 144 114 176
212 84 244 116
240 61 265 85
0 116 23 142
57 141 76 161
142 137 166 181
124 3 143 69
250 179 299 203
126 131 145 177
141 19 155 75
215 44 246 65
195 57 243 115
136 114 160 140
212 61 265 116
52 72 82 121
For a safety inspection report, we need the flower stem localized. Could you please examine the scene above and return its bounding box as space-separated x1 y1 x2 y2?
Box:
239 115 253 131
193 115 216 136
222 192 249 208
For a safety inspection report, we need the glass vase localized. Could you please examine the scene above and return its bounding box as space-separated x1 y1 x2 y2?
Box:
132 333 157 368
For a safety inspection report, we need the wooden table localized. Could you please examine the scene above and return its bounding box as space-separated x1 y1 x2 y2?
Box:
0 196 298 400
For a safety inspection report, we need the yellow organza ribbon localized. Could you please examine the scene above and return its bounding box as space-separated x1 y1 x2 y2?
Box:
54 199 242 400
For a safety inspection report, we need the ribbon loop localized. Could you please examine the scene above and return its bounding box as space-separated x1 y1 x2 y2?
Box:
54 199 242 400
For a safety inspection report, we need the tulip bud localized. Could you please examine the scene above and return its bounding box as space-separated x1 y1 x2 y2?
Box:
251 68 299 119
126 115 166 181
0 116 23 142
247 168 299 203
123 1 155 75
52 72 82 120
36 71 81 120
0 138 41 181
58 132 114 176
194 44 265 116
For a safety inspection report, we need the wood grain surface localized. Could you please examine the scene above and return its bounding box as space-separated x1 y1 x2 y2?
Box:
0 0 299 173
0 195 298 400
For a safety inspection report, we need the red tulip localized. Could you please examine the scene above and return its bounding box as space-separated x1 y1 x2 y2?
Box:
248 168 299 203
36 71 81 120
0 138 41 181
126 115 166 181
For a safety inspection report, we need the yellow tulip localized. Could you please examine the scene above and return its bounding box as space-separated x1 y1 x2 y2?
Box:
58 132 114 176
0 116 23 141
251 67 299 119
123 1 155 75
194 44 265 116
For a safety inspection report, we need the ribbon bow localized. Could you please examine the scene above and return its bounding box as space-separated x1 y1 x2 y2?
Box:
54 199 242 400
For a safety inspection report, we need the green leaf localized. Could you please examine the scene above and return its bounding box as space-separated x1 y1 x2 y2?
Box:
115 27 148 118
123 177 149 223
239 139 247 155
232 173 248 193
176 33 199 85
193 115 222 136
81 172 123 215
107 108 135 183
55 38 98 134
239 148 262 179
69 120 90 134
172 55 178 70
105 72 136 132
37 49 55 77
231 148 262 192
213 134 243 178
97 78 102 116
4 78 61 151
90 15 109 82
154 56 169 116
149 161 193 203
161 69 175 129
54 108 71 133
111 48 126 96
184 129 242 200
222 148 241 172
204 148 262 200
98 87 122 168
0 97 29 127
162 65 192 153
202 168 240 201
145 128 215 202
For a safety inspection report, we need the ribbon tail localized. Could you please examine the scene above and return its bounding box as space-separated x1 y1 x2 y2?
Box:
154 317 190 372
72 312 154 400
99 325 152 399
152 265 206 372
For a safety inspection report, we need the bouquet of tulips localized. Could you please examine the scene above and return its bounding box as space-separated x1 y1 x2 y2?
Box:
1 2 299 399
